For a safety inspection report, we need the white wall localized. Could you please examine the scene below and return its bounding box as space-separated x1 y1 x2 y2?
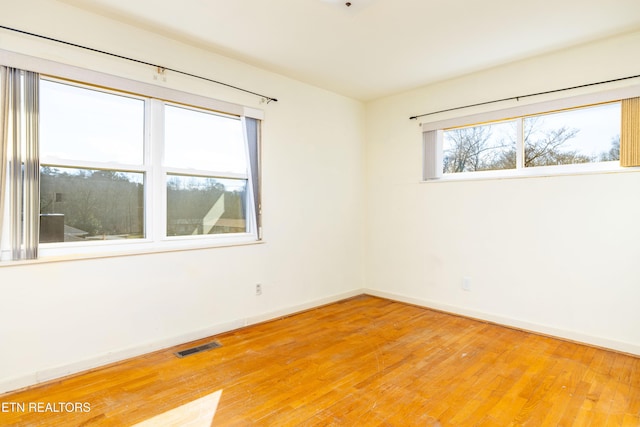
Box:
0 0 365 393
365 31 640 355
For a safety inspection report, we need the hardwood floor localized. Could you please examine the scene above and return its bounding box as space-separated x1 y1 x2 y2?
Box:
1 295 639 426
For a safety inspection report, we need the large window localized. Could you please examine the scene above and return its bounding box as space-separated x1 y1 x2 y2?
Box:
1 69 261 260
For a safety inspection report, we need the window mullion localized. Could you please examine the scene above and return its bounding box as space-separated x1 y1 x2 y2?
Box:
516 118 524 169
147 99 165 242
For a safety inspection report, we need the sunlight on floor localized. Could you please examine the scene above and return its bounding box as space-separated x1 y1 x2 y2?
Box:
132 389 222 427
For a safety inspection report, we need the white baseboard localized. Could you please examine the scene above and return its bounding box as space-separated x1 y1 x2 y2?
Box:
242 288 365 326
6 286 633 395
365 289 640 356
0 288 365 395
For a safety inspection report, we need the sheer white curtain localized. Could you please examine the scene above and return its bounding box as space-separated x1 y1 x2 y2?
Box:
0 66 39 261
244 117 261 239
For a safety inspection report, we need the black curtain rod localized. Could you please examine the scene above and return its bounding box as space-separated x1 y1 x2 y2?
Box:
0 25 278 103
409 74 640 121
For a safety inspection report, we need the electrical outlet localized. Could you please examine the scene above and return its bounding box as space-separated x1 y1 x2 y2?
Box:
462 277 471 291
255 284 262 296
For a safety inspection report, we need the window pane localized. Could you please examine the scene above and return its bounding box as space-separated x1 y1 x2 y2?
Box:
443 121 516 173
40 167 144 242
165 105 247 173
40 80 144 164
524 102 621 167
167 175 247 236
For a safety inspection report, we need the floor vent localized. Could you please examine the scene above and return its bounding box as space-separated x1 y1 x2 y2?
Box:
175 341 222 358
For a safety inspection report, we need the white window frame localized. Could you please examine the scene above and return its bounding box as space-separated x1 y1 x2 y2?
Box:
0 49 263 260
422 84 640 182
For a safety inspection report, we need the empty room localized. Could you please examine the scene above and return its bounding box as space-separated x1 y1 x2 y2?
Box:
1 0 639 425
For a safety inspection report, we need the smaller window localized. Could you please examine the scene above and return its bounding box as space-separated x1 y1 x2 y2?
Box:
438 102 621 176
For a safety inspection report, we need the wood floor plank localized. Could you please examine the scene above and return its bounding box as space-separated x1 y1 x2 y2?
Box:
1 295 638 426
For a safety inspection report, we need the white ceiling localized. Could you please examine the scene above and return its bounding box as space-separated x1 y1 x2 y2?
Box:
60 0 640 101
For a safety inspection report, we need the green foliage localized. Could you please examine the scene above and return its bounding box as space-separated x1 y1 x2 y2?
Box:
40 169 247 241
40 168 144 240
166 176 246 236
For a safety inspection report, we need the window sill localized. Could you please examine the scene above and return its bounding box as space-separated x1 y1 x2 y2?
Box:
0 236 264 267
422 162 640 183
